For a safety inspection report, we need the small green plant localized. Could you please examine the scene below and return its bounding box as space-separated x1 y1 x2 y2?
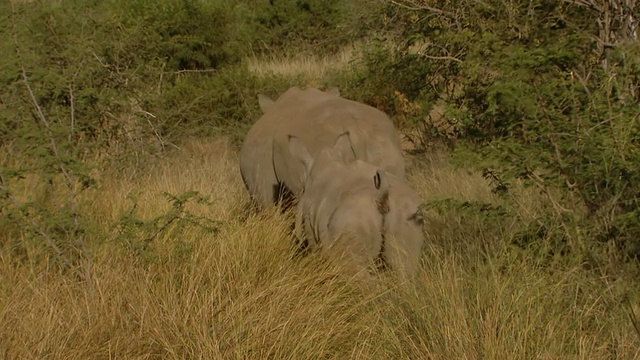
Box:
114 191 220 263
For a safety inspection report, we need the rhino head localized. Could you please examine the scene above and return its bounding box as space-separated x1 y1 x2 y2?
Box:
289 132 425 276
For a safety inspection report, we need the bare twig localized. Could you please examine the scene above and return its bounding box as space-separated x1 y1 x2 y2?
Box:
390 0 456 17
157 62 165 94
69 84 75 142
20 68 49 127
173 68 218 74
92 52 109 68
420 54 463 63
22 69 78 204
528 171 572 214
625 295 640 341
562 0 604 12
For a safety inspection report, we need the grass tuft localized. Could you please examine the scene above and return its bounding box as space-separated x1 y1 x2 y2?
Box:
1 137 639 358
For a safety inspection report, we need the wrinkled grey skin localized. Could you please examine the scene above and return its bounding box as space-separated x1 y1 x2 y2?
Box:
239 86 405 209
291 133 425 277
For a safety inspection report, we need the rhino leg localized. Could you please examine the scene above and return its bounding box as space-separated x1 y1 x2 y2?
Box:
239 160 297 210
239 160 279 209
273 181 295 209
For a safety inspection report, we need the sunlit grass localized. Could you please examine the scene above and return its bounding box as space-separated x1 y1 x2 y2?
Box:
1 137 638 358
246 45 357 85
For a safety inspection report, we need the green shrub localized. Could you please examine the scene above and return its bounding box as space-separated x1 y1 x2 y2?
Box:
140 66 304 146
2 0 305 151
332 41 436 117
380 0 640 261
243 0 377 56
0 0 291 273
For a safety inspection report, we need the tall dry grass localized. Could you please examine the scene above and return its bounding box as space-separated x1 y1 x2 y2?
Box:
246 45 357 86
1 137 639 359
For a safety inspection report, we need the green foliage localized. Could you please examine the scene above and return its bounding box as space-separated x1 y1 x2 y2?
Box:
1 0 375 276
0 0 246 276
380 0 640 261
114 191 220 263
332 41 436 120
244 0 378 55
142 67 302 145
0 163 94 278
425 197 510 252
107 0 242 70
2 0 325 152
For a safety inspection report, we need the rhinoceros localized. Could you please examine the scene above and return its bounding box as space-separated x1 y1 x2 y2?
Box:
290 132 425 276
239 86 405 209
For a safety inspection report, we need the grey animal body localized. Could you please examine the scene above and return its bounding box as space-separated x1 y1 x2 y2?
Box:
239 86 405 209
291 133 424 276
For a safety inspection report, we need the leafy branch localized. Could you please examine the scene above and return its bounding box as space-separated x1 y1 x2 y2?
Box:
114 191 221 255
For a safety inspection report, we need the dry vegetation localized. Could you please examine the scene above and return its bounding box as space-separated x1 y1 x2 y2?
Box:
1 136 639 359
3 0 640 357
246 45 358 86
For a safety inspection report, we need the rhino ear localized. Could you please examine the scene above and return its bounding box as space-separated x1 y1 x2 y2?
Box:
373 170 390 192
258 94 275 113
374 170 390 214
332 132 356 163
288 135 314 173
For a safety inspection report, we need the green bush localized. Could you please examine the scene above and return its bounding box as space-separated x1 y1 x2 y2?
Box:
0 0 293 273
104 0 245 71
243 0 377 55
140 66 304 146
332 41 436 119
2 0 304 151
377 0 640 260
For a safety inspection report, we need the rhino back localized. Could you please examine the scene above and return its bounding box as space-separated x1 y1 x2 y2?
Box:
271 95 405 192
308 98 404 178
241 86 405 206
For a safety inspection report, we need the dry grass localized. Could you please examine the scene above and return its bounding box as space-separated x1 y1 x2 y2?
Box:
246 46 357 86
1 138 639 359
